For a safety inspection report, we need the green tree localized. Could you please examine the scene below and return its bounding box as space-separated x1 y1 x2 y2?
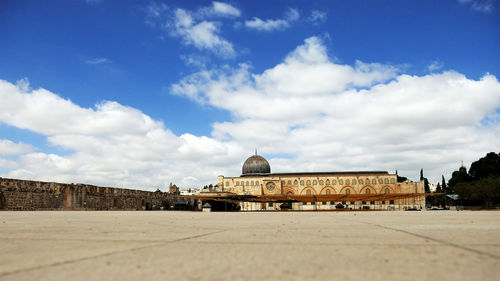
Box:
424 178 430 193
419 169 430 193
395 170 407 182
451 152 500 208
397 175 408 183
427 182 441 206
455 176 500 208
468 152 500 181
448 166 469 192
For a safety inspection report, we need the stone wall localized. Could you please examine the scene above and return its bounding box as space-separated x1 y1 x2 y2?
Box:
0 177 171 211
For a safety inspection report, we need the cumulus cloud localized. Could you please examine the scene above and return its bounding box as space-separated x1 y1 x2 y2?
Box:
172 36 500 184
171 8 235 57
0 79 244 189
245 8 300 31
2 37 500 189
145 2 236 58
0 140 34 156
458 0 495 13
201 1 241 18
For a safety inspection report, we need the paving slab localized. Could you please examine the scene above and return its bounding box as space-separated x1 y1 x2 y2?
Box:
0 211 499 281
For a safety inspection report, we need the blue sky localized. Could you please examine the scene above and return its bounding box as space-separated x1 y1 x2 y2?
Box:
0 0 499 189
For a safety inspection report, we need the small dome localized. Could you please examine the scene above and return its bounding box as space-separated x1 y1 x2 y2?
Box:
242 154 271 175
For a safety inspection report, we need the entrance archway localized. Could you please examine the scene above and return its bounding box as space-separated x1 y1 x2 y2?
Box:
63 187 73 210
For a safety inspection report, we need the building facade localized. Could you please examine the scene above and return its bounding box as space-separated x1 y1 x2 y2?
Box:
215 153 425 211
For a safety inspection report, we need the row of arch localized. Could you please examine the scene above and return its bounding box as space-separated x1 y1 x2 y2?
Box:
300 185 394 195
229 177 397 187
285 178 396 186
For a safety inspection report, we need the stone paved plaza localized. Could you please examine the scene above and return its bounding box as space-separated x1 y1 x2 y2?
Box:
0 211 499 281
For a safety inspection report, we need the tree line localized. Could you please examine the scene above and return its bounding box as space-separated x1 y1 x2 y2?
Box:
425 152 500 208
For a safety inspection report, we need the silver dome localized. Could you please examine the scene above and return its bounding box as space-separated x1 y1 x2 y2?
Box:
242 154 271 175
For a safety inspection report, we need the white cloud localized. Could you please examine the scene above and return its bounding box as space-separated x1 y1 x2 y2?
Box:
146 3 236 58
245 18 289 32
308 10 327 24
172 8 235 58
458 0 495 13
2 37 500 189
0 140 34 156
172 36 500 184
0 79 244 189
207 2 241 17
15 77 30 92
245 8 300 31
428 60 444 72
85 57 110 65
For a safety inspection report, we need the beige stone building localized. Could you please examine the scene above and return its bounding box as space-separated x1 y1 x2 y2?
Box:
215 153 425 211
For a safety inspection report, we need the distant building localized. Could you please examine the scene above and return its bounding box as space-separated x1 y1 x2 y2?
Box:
168 182 180 194
429 183 438 193
214 153 425 211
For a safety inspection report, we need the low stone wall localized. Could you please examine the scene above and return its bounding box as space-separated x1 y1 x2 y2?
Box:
0 177 171 211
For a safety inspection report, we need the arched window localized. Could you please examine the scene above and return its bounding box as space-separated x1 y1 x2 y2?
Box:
246 181 249 186
251 181 254 186
325 179 330 185
372 179 376 185
300 180 304 185
288 180 291 185
306 189 312 195
319 180 324 185
366 178 370 184
306 180 311 185
385 188 390 194
384 178 389 184
326 189 331 195
390 178 395 184
353 179 357 185
378 179 383 184
365 189 371 194
359 179 363 185
313 180 317 185
346 189 350 195
345 179 350 185
294 180 298 185
339 179 343 185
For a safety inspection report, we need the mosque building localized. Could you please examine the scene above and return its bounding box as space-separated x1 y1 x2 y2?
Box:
213 153 426 211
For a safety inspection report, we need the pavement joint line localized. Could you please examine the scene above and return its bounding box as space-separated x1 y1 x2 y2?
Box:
0 236 219 244
175 240 466 247
0 229 229 278
360 221 500 260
